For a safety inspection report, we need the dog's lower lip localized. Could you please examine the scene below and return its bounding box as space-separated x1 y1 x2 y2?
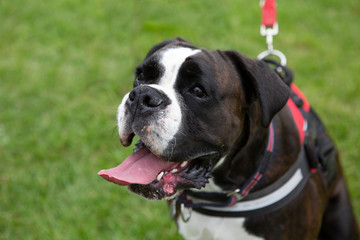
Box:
120 133 135 147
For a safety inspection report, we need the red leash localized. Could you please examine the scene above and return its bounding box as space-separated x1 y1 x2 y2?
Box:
261 0 277 27
258 0 287 66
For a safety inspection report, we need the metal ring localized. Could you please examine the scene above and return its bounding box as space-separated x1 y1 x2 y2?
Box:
180 203 192 222
257 49 287 66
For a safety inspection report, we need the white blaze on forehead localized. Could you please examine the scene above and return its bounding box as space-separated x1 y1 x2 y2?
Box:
159 47 201 87
116 47 202 156
135 47 199 154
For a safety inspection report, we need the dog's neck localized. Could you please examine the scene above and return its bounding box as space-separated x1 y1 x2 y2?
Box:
211 104 300 193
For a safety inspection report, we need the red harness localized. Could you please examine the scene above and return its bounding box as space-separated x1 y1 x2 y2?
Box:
287 83 310 145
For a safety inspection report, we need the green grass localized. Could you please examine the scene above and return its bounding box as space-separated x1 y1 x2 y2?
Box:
1 0 359 239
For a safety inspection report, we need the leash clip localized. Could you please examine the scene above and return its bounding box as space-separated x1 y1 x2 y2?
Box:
258 0 287 66
260 22 278 51
258 23 287 66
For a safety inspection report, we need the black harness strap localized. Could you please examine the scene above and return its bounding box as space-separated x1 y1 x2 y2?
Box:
177 147 311 218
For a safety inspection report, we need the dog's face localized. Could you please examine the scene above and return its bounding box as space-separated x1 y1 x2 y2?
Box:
98 38 289 200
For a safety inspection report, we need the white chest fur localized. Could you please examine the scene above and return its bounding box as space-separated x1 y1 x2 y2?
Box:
177 211 264 240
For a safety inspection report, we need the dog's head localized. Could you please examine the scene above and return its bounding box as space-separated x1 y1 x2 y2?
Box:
98 38 289 200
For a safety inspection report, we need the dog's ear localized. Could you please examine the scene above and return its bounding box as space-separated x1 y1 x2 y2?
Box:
224 50 290 127
145 37 191 59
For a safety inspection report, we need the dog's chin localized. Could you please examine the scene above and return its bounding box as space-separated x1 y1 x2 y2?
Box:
128 153 214 200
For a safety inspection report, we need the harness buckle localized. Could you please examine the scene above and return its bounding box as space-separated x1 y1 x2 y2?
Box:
226 189 245 202
226 188 240 197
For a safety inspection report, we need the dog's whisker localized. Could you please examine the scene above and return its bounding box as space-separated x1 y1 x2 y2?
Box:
111 126 118 138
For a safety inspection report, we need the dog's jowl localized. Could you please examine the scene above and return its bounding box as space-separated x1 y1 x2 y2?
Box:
98 37 359 240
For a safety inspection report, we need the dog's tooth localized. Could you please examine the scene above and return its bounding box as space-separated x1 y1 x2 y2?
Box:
181 161 188 168
171 168 178 173
157 171 164 181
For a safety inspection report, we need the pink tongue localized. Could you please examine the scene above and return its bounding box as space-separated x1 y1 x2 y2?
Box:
98 147 178 185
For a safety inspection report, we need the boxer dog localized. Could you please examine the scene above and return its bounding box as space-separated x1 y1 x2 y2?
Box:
98 38 359 239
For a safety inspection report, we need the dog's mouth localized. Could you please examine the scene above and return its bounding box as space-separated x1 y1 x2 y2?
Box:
98 140 214 200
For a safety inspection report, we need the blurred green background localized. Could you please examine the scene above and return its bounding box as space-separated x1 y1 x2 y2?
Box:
1 0 359 239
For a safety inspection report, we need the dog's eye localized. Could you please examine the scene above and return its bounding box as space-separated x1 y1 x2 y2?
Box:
137 72 145 81
191 86 207 99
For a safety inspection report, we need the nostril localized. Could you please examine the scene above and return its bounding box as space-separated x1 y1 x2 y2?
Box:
126 86 171 112
143 95 164 108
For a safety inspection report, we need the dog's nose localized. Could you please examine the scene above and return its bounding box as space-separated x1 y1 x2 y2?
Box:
126 86 171 114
